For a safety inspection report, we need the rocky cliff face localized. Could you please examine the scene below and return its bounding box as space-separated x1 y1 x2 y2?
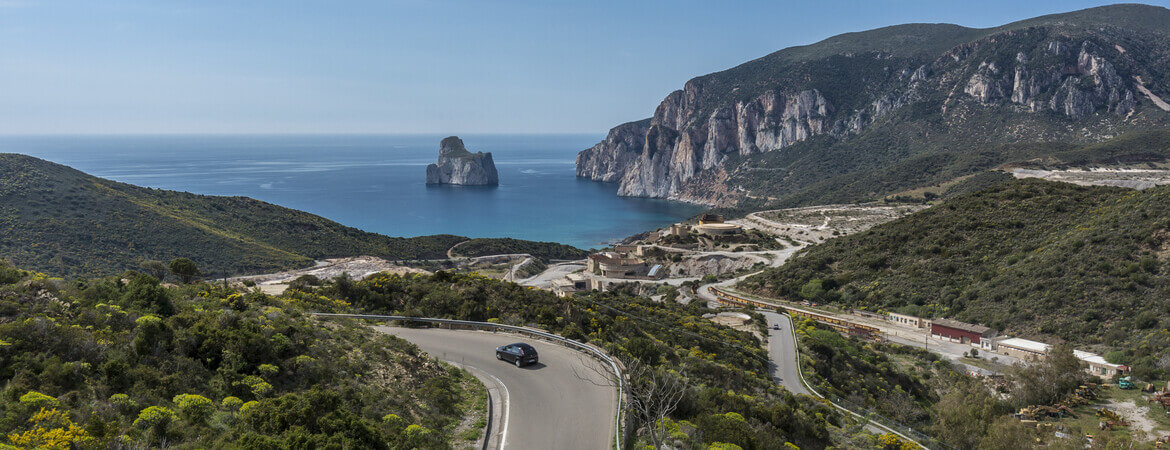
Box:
576 6 1170 204
426 136 499 186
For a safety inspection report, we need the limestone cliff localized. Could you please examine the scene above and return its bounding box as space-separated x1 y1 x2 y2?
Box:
426 136 498 186
576 5 1170 205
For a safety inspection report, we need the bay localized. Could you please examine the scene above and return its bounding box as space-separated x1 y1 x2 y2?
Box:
0 134 703 249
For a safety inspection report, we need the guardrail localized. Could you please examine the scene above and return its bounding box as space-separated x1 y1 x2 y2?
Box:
708 287 940 449
781 312 946 449
311 313 625 450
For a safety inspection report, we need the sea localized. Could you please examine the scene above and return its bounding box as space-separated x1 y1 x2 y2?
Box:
0 134 703 249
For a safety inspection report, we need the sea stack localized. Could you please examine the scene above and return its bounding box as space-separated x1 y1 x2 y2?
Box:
425 136 499 186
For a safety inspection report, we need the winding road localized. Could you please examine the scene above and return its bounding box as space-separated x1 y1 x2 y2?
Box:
758 311 811 396
375 326 618 450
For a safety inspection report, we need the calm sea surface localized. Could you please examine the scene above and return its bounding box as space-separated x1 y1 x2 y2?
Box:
0 135 703 249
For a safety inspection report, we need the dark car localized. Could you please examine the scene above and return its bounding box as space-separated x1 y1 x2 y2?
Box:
496 342 539 367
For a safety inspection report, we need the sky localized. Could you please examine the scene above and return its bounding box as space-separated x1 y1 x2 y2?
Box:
1 0 1167 135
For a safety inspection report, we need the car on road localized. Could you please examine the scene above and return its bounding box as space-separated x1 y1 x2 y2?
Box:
496 342 539 367
772 324 781 330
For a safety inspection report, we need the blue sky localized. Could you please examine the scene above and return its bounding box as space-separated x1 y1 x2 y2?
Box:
1 0 1166 134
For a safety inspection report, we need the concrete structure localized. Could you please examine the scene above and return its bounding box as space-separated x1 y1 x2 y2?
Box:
668 224 688 236
930 318 996 345
888 312 928 328
996 338 1050 361
1074 350 1128 378
613 244 639 254
587 252 650 278
695 223 743 236
551 273 590 297
990 337 1128 378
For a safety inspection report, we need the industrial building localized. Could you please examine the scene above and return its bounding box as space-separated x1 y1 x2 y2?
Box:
930 318 997 345
551 273 590 297
1074 350 1128 378
586 252 663 280
996 337 1050 361
888 312 929 328
988 337 1128 378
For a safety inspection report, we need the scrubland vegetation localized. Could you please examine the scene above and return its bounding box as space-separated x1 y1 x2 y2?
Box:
0 261 481 448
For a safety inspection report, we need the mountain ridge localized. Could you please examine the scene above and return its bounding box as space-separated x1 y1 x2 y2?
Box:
577 3 1170 206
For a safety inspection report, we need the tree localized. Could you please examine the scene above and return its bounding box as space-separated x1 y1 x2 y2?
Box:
141 260 168 281
1010 344 1089 407
168 258 200 284
977 417 1034 450
931 377 1009 449
800 279 826 300
577 358 685 449
123 275 173 315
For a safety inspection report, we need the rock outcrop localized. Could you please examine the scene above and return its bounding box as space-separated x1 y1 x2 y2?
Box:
576 5 1170 204
425 136 498 186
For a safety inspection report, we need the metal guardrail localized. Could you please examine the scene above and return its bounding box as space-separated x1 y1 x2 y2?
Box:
782 312 945 449
311 313 625 450
706 286 938 449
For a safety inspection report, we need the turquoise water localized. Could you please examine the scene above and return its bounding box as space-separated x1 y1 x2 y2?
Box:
0 135 703 249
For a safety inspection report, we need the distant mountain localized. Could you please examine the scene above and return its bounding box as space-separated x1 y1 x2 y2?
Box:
738 177 1170 378
0 154 581 278
577 4 1170 206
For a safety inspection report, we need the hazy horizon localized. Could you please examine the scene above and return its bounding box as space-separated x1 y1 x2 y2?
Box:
2 0 1167 135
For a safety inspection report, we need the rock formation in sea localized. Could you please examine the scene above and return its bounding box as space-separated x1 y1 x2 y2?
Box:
425 136 499 186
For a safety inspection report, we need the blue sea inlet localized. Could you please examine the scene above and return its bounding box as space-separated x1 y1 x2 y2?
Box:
0 134 704 249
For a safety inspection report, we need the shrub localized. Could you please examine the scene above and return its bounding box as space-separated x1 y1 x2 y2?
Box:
133 406 179 436
257 364 279 379
19 391 60 409
172 394 215 423
221 396 243 412
109 393 137 414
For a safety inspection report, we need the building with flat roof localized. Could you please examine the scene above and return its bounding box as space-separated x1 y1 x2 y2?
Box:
888 312 928 328
996 337 1050 361
989 337 1129 378
586 252 658 279
930 318 996 344
1074 350 1128 378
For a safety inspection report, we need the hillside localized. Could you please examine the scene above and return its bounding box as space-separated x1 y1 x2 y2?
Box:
738 178 1170 378
577 4 1170 206
305 272 844 448
0 263 483 448
0 154 581 278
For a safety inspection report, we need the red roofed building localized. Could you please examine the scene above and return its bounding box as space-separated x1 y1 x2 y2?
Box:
930 318 997 344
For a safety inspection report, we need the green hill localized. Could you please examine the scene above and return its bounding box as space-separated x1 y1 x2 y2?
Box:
739 177 1170 378
0 262 483 448
0 154 582 278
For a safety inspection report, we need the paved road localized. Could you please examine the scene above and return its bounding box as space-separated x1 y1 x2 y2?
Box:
375 326 617 450
758 311 811 396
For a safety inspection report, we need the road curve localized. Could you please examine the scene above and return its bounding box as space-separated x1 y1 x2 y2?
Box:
375 326 617 450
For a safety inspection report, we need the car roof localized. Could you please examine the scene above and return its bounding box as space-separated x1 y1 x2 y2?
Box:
510 342 535 349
